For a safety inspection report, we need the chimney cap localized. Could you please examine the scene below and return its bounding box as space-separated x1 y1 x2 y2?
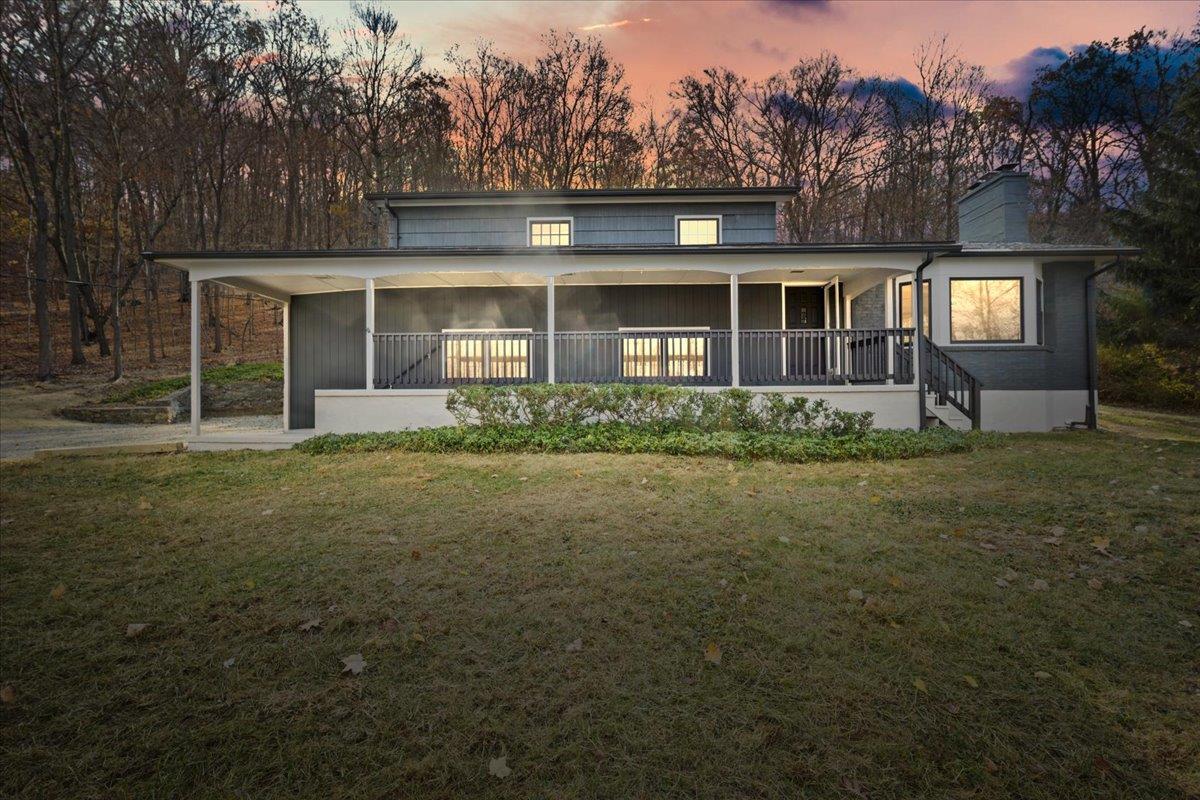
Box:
961 163 1028 202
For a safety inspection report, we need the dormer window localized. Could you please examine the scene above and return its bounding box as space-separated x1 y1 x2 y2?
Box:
676 216 721 245
528 218 572 246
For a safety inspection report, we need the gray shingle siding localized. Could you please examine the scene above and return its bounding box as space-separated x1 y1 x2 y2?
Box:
940 261 1089 390
388 202 777 247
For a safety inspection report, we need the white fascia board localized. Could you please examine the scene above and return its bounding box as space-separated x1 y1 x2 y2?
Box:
175 250 937 283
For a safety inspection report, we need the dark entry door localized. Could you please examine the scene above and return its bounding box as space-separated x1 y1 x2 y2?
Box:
784 286 827 380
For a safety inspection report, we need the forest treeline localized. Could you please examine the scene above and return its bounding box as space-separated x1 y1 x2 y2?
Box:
1 0 1197 380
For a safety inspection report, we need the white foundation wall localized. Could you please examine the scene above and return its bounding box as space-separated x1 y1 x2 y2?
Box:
980 389 1089 432
314 386 922 433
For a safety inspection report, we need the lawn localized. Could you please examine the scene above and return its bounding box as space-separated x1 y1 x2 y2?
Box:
0 427 1197 798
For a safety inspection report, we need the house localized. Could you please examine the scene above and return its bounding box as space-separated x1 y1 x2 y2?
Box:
145 165 1136 444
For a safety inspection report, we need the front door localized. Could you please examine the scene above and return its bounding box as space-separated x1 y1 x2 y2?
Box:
784 286 826 380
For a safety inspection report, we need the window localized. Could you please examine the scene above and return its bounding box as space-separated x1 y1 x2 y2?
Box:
676 217 720 245
1036 278 1045 346
950 278 1024 343
443 329 531 380
897 280 931 337
620 328 708 378
528 219 571 246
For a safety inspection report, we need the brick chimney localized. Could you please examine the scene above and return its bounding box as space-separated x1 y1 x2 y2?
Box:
957 163 1030 243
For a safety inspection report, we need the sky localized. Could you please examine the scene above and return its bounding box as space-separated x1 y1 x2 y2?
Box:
240 0 1198 105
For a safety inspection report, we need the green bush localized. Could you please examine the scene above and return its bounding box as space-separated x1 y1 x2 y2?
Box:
296 423 998 464
104 362 283 405
1099 344 1200 411
445 384 874 436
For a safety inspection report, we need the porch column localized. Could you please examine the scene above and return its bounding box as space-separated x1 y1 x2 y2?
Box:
282 301 291 430
364 278 375 390
729 274 740 387
546 275 556 383
190 278 201 437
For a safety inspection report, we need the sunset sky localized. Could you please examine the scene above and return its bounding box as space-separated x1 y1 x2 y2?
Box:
243 0 1197 105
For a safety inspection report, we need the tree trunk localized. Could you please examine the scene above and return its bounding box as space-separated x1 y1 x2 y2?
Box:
67 284 85 365
32 194 54 380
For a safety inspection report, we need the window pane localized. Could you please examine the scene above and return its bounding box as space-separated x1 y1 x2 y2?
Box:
622 336 661 377
951 278 1023 342
898 281 930 336
530 220 570 246
677 218 719 245
487 338 528 379
665 337 707 377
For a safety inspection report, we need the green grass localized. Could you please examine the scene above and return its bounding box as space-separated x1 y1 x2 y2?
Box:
102 362 282 405
298 424 999 463
1 428 1197 798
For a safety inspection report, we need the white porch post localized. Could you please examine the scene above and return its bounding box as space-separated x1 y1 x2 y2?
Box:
364 278 375 390
729 273 740 387
282 301 291 430
546 275 556 383
190 278 201 437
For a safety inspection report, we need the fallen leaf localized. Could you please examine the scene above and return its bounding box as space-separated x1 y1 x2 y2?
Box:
49 583 66 600
1093 755 1113 775
0 685 14 703
984 757 1000 774
913 678 928 694
744 489 758 497
243 579 256 590
223 657 236 669
564 638 583 652
1133 524 1149 534
261 509 274 516
847 588 865 601
979 542 997 551
1030 579 1049 591
411 631 425 642
411 549 421 560
1003 569 1020 581
640 477 649 485
777 535 790 544
341 653 365 675
137 498 152 511
1034 670 1051 679
1091 536 1112 556
488 756 511 778
1179 619 1194 629
573 470 583 478
869 495 882 505
704 641 722 666
1087 577 1104 590
299 617 322 632
962 674 979 688
125 623 148 638
994 578 1010 588
1050 525 1066 536
888 575 903 589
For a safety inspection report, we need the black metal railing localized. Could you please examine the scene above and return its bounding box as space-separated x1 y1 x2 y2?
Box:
374 331 547 388
555 330 733 385
738 328 915 385
373 328 918 389
922 339 982 429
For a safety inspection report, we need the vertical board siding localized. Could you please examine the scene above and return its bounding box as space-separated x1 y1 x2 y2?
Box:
290 291 366 429
391 202 778 248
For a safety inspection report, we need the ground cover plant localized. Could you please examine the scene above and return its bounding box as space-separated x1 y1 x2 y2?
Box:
1 418 1197 798
101 362 283 405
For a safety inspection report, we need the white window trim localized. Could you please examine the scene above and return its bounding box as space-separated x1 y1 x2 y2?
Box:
674 215 722 245
527 217 573 247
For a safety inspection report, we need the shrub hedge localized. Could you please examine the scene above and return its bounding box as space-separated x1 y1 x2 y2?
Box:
296 423 999 464
1099 343 1200 411
445 384 874 436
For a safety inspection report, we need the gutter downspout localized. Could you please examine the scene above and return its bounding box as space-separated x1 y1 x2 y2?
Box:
913 250 952 430
1081 258 1121 430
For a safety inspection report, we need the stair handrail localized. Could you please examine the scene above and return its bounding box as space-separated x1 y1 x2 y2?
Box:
922 339 982 430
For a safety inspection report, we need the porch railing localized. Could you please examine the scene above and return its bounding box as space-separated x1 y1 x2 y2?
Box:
923 339 982 429
372 327 915 388
374 331 548 388
739 328 915 385
555 330 733 385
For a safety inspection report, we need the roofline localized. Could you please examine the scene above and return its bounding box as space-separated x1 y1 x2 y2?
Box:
956 246 1141 257
365 186 799 207
144 242 961 262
